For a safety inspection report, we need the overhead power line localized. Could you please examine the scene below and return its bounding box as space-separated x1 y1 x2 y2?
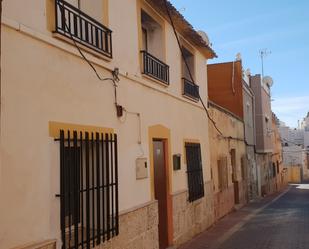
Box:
163 0 224 137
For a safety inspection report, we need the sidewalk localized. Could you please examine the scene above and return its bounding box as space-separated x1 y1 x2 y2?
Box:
178 188 289 249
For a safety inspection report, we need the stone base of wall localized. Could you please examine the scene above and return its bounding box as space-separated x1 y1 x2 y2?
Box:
172 181 214 247
238 180 248 205
276 174 290 192
247 180 259 200
213 186 234 221
262 178 278 196
10 240 56 249
100 201 159 249
14 202 158 249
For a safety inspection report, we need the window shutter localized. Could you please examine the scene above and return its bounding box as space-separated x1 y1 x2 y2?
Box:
218 156 228 191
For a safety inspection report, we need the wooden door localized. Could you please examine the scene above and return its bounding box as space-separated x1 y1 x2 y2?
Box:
153 140 169 249
231 149 240 204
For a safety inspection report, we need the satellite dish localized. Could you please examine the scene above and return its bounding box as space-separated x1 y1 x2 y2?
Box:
198 30 210 45
263 76 274 87
245 68 251 76
236 53 242 61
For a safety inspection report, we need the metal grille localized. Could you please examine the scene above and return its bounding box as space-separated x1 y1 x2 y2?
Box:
185 143 205 202
58 130 118 249
183 78 199 100
141 50 170 85
55 0 113 58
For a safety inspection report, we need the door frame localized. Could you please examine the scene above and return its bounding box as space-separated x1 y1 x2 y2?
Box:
148 125 173 247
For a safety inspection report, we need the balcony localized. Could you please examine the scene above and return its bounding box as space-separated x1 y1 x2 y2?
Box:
55 0 112 58
183 78 199 101
141 51 169 85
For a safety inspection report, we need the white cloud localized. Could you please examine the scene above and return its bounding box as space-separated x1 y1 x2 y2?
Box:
272 96 309 127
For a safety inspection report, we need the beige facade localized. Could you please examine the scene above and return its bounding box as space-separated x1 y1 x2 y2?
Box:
242 80 259 199
271 114 288 192
0 1 216 249
208 102 247 221
288 166 302 183
251 74 274 196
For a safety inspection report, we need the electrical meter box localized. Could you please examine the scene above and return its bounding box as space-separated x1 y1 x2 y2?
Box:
136 158 148 179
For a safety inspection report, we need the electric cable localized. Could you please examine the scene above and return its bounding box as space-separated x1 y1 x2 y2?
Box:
58 3 146 155
164 1 261 149
163 0 224 137
58 3 119 106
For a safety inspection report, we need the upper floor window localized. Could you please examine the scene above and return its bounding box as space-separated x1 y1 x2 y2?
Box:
141 10 164 60
181 45 199 101
140 9 169 85
55 0 112 58
181 46 195 81
66 0 104 22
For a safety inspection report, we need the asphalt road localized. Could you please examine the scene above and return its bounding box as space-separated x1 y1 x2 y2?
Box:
216 184 309 249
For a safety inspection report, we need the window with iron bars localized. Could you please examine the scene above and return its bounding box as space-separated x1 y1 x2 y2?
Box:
185 143 205 202
57 130 118 249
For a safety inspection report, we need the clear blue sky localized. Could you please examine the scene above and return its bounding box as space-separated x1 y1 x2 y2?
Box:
170 0 309 128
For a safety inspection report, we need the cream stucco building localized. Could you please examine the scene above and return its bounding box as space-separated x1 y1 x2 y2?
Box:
0 1 216 249
208 102 247 221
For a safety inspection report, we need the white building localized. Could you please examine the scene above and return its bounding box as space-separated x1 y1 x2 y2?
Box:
279 124 304 147
282 145 309 180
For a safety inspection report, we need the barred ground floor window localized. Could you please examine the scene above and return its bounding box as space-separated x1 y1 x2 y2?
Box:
57 130 119 249
185 143 204 202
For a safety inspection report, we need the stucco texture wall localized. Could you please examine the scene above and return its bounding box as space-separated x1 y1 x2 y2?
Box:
208 104 247 219
0 0 212 248
208 61 243 120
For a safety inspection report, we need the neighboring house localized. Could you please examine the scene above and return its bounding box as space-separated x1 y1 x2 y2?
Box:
0 1 217 249
207 60 248 221
300 112 309 130
242 71 259 199
251 74 273 196
300 113 309 151
279 112 309 182
279 123 304 147
282 145 309 181
271 113 288 192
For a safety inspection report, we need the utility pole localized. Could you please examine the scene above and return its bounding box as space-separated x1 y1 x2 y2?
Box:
259 48 271 78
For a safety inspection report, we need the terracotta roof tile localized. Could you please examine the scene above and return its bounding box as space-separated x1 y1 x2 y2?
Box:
145 0 217 58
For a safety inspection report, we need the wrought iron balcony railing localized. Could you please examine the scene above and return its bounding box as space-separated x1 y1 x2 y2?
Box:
183 78 199 100
141 51 169 85
55 0 112 58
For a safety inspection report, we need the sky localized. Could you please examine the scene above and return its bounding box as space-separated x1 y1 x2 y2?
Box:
170 0 309 128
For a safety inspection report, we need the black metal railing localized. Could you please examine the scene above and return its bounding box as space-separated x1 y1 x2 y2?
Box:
57 130 118 249
183 78 199 100
55 0 112 58
185 143 204 202
141 50 169 85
